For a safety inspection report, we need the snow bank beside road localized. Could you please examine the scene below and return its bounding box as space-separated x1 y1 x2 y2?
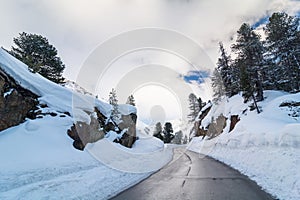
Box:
0 112 171 199
0 48 171 199
87 136 172 173
188 91 300 200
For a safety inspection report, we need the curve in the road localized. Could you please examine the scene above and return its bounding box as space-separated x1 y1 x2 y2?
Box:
111 148 275 200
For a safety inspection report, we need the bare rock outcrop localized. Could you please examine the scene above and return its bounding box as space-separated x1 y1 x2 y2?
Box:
206 114 227 139
0 69 38 131
229 115 240 132
193 101 240 139
194 105 212 137
67 113 105 150
67 108 138 150
115 113 138 148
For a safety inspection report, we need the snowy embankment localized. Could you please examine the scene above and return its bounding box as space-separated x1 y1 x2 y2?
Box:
0 48 172 199
188 91 300 200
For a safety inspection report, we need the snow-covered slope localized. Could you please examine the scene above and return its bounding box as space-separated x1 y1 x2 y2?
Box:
0 48 112 122
63 80 93 96
0 115 155 200
0 48 172 199
188 91 300 200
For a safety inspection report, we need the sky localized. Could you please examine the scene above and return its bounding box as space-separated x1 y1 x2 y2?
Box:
0 0 299 123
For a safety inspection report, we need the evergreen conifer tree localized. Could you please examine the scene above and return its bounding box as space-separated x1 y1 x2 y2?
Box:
163 122 174 143
11 32 65 83
217 42 238 97
232 23 265 105
187 93 201 122
153 122 163 141
173 131 183 144
264 12 300 92
183 135 188 144
109 88 120 122
211 68 226 103
126 94 136 106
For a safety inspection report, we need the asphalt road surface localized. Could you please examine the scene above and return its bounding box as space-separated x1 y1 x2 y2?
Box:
111 148 275 200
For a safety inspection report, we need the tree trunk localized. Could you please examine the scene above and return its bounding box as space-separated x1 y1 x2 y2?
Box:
252 94 260 114
255 72 264 102
293 55 300 91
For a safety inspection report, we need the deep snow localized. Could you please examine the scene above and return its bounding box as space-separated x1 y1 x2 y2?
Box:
188 91 300 200
0 115 173 199
2 46 299 199
0 48 172 199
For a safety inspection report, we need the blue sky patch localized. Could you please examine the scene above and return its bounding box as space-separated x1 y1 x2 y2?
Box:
252 16 269 29
181 70 210 85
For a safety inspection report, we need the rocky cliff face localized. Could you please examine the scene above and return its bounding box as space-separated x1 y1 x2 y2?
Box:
194 105 211 137
194 103 239 139
67 110 105 150
115 113 138 148
206 114 227 138
0 65 137 150
229 115 240 132
67 108 138 151
0 69 38 131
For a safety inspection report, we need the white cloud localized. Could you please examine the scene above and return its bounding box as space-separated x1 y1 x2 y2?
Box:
1 0 299 81
0 0 299 123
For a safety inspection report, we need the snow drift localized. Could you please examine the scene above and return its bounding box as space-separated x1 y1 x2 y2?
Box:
0 48 172 199
188 91 300 200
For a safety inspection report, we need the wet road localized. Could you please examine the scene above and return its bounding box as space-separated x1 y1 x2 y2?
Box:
111 148 274 200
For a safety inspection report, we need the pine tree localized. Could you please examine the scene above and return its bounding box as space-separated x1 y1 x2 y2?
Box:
182 135 188 144
216 42 239 97
188 93 200 122
211 68 226 103
126 94 136 106
154 122 162 134
264 12 300 92
198 97 205 111
109 88 120 122
163 122 174 143
212 42 240 102
10 32 65 83
173 131 183 144
232 23 265 106
153 122 163 141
